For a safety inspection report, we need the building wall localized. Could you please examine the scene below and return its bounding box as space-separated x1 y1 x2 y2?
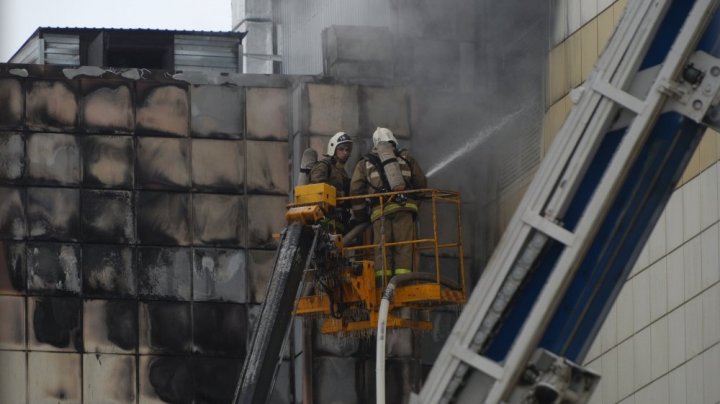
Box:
0 63 435 403
542 1 720 402
0 65 291 403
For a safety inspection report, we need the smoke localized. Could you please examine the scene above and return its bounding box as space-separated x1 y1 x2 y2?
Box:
426 102 535 177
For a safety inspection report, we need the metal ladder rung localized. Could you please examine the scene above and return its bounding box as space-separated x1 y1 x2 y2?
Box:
592 78 646 114
451 346 504 380
522 211 575 246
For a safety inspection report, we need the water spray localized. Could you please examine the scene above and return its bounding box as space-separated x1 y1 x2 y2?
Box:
426 103 536 177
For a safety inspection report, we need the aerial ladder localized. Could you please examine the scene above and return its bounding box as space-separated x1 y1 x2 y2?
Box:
417 0 720 402
235 0 720 402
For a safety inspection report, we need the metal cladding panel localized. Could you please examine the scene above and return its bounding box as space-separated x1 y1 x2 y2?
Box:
43 34 80 66
10 37 42 64
279 0 394 74
174 35 240 73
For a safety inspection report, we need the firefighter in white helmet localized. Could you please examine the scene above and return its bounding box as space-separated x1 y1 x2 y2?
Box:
309 131 354 230
350 127 427 279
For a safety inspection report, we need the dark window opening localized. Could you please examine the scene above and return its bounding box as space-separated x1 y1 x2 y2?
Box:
106 49 169 69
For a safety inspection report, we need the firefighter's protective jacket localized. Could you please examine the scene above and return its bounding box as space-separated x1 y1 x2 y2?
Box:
350 147 427 221
309 157 350 197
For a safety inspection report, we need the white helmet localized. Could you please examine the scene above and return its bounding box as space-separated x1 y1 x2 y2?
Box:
372 127 397 147
327 131 353 156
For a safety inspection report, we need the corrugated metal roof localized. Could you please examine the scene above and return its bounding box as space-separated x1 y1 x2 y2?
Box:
36 26 246 39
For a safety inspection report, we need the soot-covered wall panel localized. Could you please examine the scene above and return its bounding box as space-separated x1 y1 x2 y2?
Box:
246 140 289 194
0 79 23 129
27 243 81 295
136 191 191 245
26 80 78 133
136 137 191 189
82 244 136 298
27 133 80 186
191 139 245 191
28 296 83 351
0 65 292 404
28 351 81 403
83 353 137 403
0 187 25 239
191 84 245 138
83 299 137 354
81 135 134 188
0 350 26 403
0 295 25 349
135 82 190 137
137 247 192 300
79 79 135 134
246 87 289 140
193 193 245 246
0 241 25 294
193 247 248 302
0 133 24 181
27 187 80 241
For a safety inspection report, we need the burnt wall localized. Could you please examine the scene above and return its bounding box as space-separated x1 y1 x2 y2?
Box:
0 65 290 403
0 64 450 403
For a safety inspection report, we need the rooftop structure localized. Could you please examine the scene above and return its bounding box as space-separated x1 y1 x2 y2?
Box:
9 27 246 73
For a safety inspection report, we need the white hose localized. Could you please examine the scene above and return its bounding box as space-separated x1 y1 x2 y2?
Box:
376 283 395 404
375 273 452 404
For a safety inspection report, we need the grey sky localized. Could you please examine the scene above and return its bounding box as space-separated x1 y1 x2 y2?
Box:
0 0 231 62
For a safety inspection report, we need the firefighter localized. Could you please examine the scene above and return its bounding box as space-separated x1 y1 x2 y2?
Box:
309 131 353 231
350 127 427 279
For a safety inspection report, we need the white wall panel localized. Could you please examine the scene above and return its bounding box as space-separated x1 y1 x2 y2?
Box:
700 223 720 289
685 354 704 404
598 0 615 13
618 394 635 404
683 236 702 299
649 257 668 322
633 327 651 389
647 375 670 404
699 165 718 230
648 211 667 264
668 365 687 404
666 191 684 251
580 0 598 26
601 347 619 404
616 282 634 342
551 0 569 46
633 269 650 332
650 316 669 380
667 248 685 310
633 244 649 276
668 307 686 369
601 303 618 353
618 338 635 399
684 296 702 358
568 0 583 34
682 177 701 241
634 384 651 404
702 284 720 350
703 344 720 402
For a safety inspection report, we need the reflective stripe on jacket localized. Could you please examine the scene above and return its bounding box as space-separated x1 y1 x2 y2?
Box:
370 202 418 222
